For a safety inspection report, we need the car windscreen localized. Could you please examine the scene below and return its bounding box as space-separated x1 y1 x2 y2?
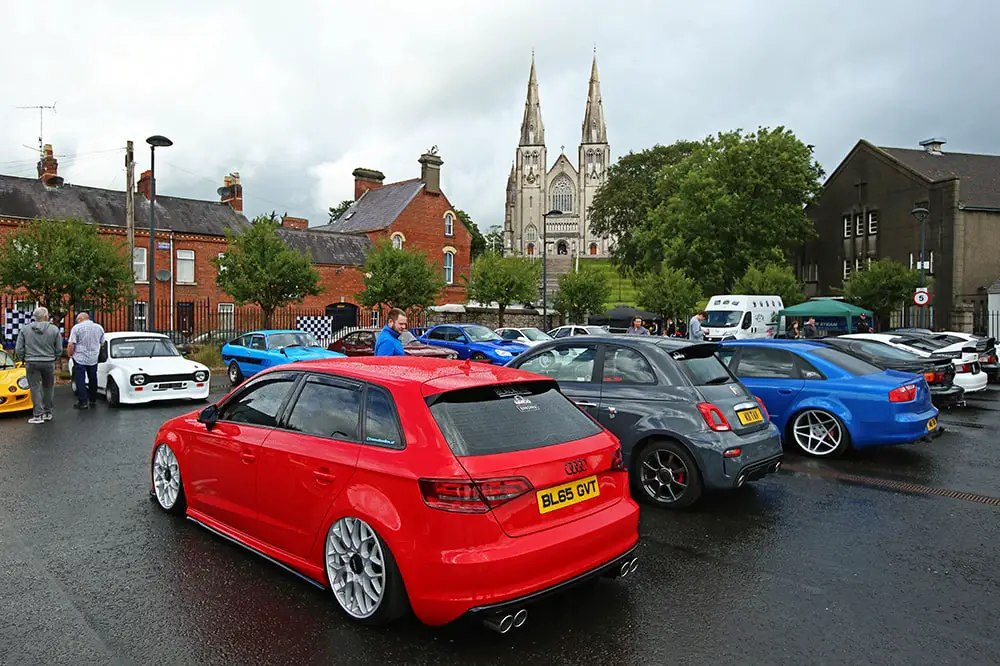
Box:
705 310 742 327
852 340 920 361
0 351 14 369
464 325 502 343
111 338 180 358
894 336 946 353
584 326 608 335
522 328 551 341
268 332 319 349
399 331 417 344
427 381 603 456
810 347 881 376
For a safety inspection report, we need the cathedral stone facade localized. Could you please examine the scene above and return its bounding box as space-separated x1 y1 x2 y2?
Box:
504 55 611 258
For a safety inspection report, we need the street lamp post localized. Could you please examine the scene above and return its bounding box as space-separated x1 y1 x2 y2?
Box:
145 135 173 331
541 209 562 330
911 206 930 328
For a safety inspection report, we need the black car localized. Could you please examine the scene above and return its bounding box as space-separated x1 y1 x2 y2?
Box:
506 336 783 509
817 337 965 407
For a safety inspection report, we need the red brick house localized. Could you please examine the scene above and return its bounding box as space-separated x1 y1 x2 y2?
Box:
318 150 472 302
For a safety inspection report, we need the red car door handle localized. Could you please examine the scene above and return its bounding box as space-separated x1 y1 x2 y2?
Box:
240 451 257 463
314 470 336 483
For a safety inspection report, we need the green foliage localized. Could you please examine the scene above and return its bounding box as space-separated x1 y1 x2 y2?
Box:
732 262 806 306
213 215 323 327
584 258 639 307
455 209 486 260
359 239 444 312
484 224 505 256
589 141 699 275
553 266 611 324
842 259 922 322
189 344 225 369
637 266 703 322
466 253 540 327
328 200 353 222
0 218 134 324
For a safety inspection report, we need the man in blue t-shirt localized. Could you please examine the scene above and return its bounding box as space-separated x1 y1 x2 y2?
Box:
374 308 408 356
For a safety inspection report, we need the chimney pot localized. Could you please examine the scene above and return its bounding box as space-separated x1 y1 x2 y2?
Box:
281 215 309 230
919 137 947 155
37 143 59 184
220 171 244 213
137 169 152 200
352 168 385 201
418 151 443 194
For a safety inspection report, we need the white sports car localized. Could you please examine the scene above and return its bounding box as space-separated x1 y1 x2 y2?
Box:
844 333 989 394
69 332 211 406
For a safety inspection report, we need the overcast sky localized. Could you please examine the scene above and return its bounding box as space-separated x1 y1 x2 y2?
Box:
4 0 999 231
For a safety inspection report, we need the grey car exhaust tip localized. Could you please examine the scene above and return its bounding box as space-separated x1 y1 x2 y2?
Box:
513 608 528 628
484 614 515 634
619 556 638 577
628 558 638 574
774 461 782 472
737 474 746 488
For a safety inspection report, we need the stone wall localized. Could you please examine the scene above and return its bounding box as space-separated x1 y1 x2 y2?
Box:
426 305 561 330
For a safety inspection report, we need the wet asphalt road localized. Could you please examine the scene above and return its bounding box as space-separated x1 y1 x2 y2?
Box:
2 386 999 665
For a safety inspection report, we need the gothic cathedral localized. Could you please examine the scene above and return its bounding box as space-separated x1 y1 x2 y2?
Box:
504 54 611 258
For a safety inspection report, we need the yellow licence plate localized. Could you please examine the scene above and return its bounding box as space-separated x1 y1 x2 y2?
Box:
537 475 600 514
737 407 764 426
927 417 937 431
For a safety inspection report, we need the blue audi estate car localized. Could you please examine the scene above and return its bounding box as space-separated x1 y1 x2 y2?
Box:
221 329 345 386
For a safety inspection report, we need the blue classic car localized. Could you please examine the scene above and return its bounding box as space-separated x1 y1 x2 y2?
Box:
417 324 529 364
719 340 941 458
221 329 345 386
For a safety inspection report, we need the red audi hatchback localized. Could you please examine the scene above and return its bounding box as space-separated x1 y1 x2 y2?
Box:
149 357 639 630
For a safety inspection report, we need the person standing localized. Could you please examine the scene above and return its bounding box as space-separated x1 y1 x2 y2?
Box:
688 312 706 341
14 307 63 424
803 317 819 339
856 313 873 334
374 309 408 357
663 318 676 337
626 317 650 335
67 312 106 409
789 320 801 339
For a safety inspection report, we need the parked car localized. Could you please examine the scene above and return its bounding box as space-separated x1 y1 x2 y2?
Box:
547 325 610 339
68 332 211 407
816 337 965 407
327 327 457 359
507 336 783 508
901 331 998 383
149 357 640 629
719 340 941 458
496 327 554 347
842 333 989 395
417 324 529 364
221 330 346 386
0 349 32 414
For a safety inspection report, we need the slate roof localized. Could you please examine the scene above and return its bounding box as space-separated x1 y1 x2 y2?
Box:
318 180 424 234
0 173 249 236
275 228 371 266
877 145 1000 209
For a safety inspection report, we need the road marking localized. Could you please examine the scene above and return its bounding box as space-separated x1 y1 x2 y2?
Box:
781 463 1000 507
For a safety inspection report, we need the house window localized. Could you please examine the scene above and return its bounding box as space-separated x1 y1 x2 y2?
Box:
443 251 455 285
854 213 864 237
526 243 535 256
444 212 455 237
843 215 851 238
855 257 863 273
133 247 147 282
551 178 573 213
133 302 148 331
176 250 195 284
391 233 404 250
218 303 234 333
867 211 879 235
843 259 851 281
929 250 935 275
525 225 538 242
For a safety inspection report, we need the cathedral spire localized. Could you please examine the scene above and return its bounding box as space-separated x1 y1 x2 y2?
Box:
519 55 545 146
581 53 607 144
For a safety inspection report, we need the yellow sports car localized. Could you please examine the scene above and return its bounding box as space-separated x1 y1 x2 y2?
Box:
0 350 33 414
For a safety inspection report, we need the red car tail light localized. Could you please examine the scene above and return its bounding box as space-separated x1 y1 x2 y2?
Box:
956 363 972 374
418 477 532 513
723 447 742 458
923 371 947 384
889 384 917 403
610 446 625 471
754 396 769 420
980 353 996 364
697 403 731 432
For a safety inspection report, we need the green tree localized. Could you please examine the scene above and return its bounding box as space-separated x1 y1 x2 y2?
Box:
466 253 540 327
643 127 823 294
455 209 487 260
484 224 505 255
589 141 699 275
553 266 611 324
636 266 703 323
328 200 353 223
842 259 922 327
213 214 323 328
0 218 134 325
358 239 443 312
733 262 806 306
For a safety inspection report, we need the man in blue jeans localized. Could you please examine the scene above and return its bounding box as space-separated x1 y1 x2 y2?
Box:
374 309 408 356
67 312 105 409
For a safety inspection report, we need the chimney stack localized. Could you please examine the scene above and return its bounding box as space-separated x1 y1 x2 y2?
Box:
219 172 243 212
919 137 946 155
37 144 59 185
137 169 152 199
281 215 309 230
352 168 385 201
418 150 443 195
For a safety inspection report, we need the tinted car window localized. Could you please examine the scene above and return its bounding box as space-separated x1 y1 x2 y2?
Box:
285 378 362 440
500 330 522 340
603 347 656 384
428 382 602 456
426 327 448 341
716 348 736 367
678 356 733 385
364 387 403 448
250 335 266 350
852 340 918 361
552 328 570 338
735 348 800 379
810 348 880 376
518 345 598 382
222 378 296 427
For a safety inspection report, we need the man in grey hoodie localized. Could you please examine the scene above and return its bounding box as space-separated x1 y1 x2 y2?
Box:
15 307 63 424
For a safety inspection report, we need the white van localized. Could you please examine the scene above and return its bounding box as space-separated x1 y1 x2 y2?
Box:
702 295 785 341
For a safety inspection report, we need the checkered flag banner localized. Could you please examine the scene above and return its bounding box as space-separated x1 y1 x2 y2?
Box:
295 315 334 344
4 310 65 345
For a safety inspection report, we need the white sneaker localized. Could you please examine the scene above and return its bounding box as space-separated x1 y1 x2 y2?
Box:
28 416 44 424
42 413 53 421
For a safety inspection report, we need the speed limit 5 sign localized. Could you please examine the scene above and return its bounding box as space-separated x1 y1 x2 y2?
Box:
913 289 930 307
